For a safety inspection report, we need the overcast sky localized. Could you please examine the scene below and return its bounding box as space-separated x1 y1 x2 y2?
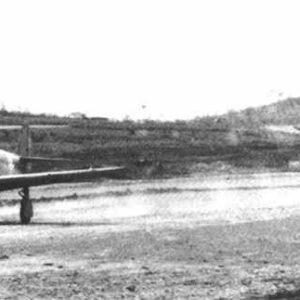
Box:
0 1 300 120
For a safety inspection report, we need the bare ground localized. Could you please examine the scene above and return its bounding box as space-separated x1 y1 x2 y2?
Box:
1 174 300 299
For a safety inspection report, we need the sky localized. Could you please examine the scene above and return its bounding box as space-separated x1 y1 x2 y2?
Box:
0 1 300 120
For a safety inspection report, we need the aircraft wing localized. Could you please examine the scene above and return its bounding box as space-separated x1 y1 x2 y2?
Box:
0 167 125 191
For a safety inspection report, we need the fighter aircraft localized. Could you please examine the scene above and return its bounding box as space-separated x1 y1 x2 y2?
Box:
0 124 125 224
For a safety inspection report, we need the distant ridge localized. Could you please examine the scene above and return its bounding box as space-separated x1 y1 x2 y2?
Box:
219 97 300 127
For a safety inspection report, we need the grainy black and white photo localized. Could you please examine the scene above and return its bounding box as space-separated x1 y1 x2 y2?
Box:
1 1 300 299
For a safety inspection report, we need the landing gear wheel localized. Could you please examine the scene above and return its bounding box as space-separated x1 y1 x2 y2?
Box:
19 187 33 225
20 213 31 225
20 199 33 224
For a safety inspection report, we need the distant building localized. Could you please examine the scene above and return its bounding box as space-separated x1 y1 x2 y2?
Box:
69 112 88 119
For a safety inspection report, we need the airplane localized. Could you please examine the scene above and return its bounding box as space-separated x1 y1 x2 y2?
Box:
0 124 125 224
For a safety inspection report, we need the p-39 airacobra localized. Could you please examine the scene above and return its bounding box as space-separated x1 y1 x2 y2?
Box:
0 124 124 224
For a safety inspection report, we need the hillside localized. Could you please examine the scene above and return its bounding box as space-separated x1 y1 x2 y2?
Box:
220 97 300 127
0 99 300 177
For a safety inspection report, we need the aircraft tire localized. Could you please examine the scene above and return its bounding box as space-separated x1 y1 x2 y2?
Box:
20 215 31 225
20 198 32 225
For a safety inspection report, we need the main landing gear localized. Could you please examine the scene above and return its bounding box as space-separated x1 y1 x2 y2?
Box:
19 187 33 224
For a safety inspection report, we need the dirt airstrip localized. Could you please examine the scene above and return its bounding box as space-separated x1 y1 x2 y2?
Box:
1 173 300 299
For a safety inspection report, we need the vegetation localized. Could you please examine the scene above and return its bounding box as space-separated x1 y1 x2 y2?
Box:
1 98 300 177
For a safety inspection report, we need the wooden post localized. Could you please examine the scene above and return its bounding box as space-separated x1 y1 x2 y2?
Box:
19 124 32 161
19 124 33 224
